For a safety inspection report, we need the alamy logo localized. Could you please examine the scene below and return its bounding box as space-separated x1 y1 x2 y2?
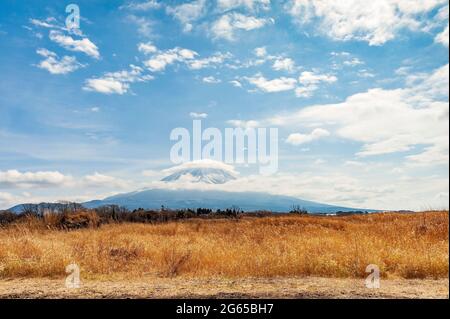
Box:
65 4 80 31
65 263 81 289
365 264 380 289
170 120 279 175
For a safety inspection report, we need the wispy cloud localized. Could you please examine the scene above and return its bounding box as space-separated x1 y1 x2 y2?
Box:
272 58 296 72
84 65 153 94
0 170 72 188
296 71 337 97
286 128 331 145
217 0 271 12
143 47 198 72
35 48 85 74
203 76 222 84
211 13 273 40
286 0 448 45
166 0 207 32
190 112 208 119
127 15 155 37
245 74 297 93
120 0 162 11
49 30 100 59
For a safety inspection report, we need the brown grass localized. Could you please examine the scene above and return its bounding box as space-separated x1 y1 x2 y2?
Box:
0 212 448 280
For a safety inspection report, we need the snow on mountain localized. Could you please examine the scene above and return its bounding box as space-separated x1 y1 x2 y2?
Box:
161 160 238 184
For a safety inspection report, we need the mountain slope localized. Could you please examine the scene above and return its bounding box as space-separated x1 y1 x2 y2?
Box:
82 188 371 213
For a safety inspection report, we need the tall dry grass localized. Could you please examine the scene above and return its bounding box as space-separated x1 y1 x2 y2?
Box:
0 212 448 280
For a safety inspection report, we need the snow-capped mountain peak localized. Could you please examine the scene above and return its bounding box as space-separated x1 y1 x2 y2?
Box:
161 160 238 184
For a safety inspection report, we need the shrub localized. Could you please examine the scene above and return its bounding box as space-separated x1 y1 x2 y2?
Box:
289 205 308 215
59 211 100 230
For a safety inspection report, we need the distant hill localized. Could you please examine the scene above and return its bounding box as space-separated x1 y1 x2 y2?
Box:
8 202 82 214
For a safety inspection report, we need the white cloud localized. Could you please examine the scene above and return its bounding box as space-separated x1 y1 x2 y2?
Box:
344 57 364 66
286 128 330 145
345 160 366 167
145 54 177 72
286 0 448 45
229 80 243 87
217 0 271 11
272 58 295 72
0 170 72 188
1 169 131 189
142 169 163 178
190 112 208 119
232 48 279 69
432 4 448 47
0 171 136 209
127 15 154 37
174 48 198 60
49 30 100 59
84 65 154 94
331 52 365 70
295 86 318 98
314 159 326 165
166 0 206 32
203 76 221 84
265 64 449 164
120 0 161 11
295 71 337 97
0 192 33 209
0 192 16 208
29 18 57 29
254 46 267 57
144 47 198 72
357 69 376 78
29 16 84 36
163 159 238 176
406 136 449 166
435 24 449 47
227 119 261 128
82 173 129 189
407 63 449 98
84 78 129 95
187 52 232 70
36 48 84 75
245 74 297 93
138 42 158 54
299 71 337 86
211 13 272 40
331 51 351 57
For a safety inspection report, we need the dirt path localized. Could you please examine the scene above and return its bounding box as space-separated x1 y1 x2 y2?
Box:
0 277 448 299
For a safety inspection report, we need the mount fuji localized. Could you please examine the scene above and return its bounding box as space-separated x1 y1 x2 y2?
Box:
9 161 376 214
82 188 370 213
81 161 373 213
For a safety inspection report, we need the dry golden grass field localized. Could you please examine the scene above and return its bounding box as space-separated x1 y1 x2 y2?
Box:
0 211 448 298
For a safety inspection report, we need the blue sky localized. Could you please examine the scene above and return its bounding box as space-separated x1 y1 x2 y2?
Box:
0 0 448 210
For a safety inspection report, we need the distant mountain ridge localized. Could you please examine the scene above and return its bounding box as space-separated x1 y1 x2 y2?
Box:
81 188 374 213
8 189 376 214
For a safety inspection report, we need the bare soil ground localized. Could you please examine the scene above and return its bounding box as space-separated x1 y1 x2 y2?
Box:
0 277 448 299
